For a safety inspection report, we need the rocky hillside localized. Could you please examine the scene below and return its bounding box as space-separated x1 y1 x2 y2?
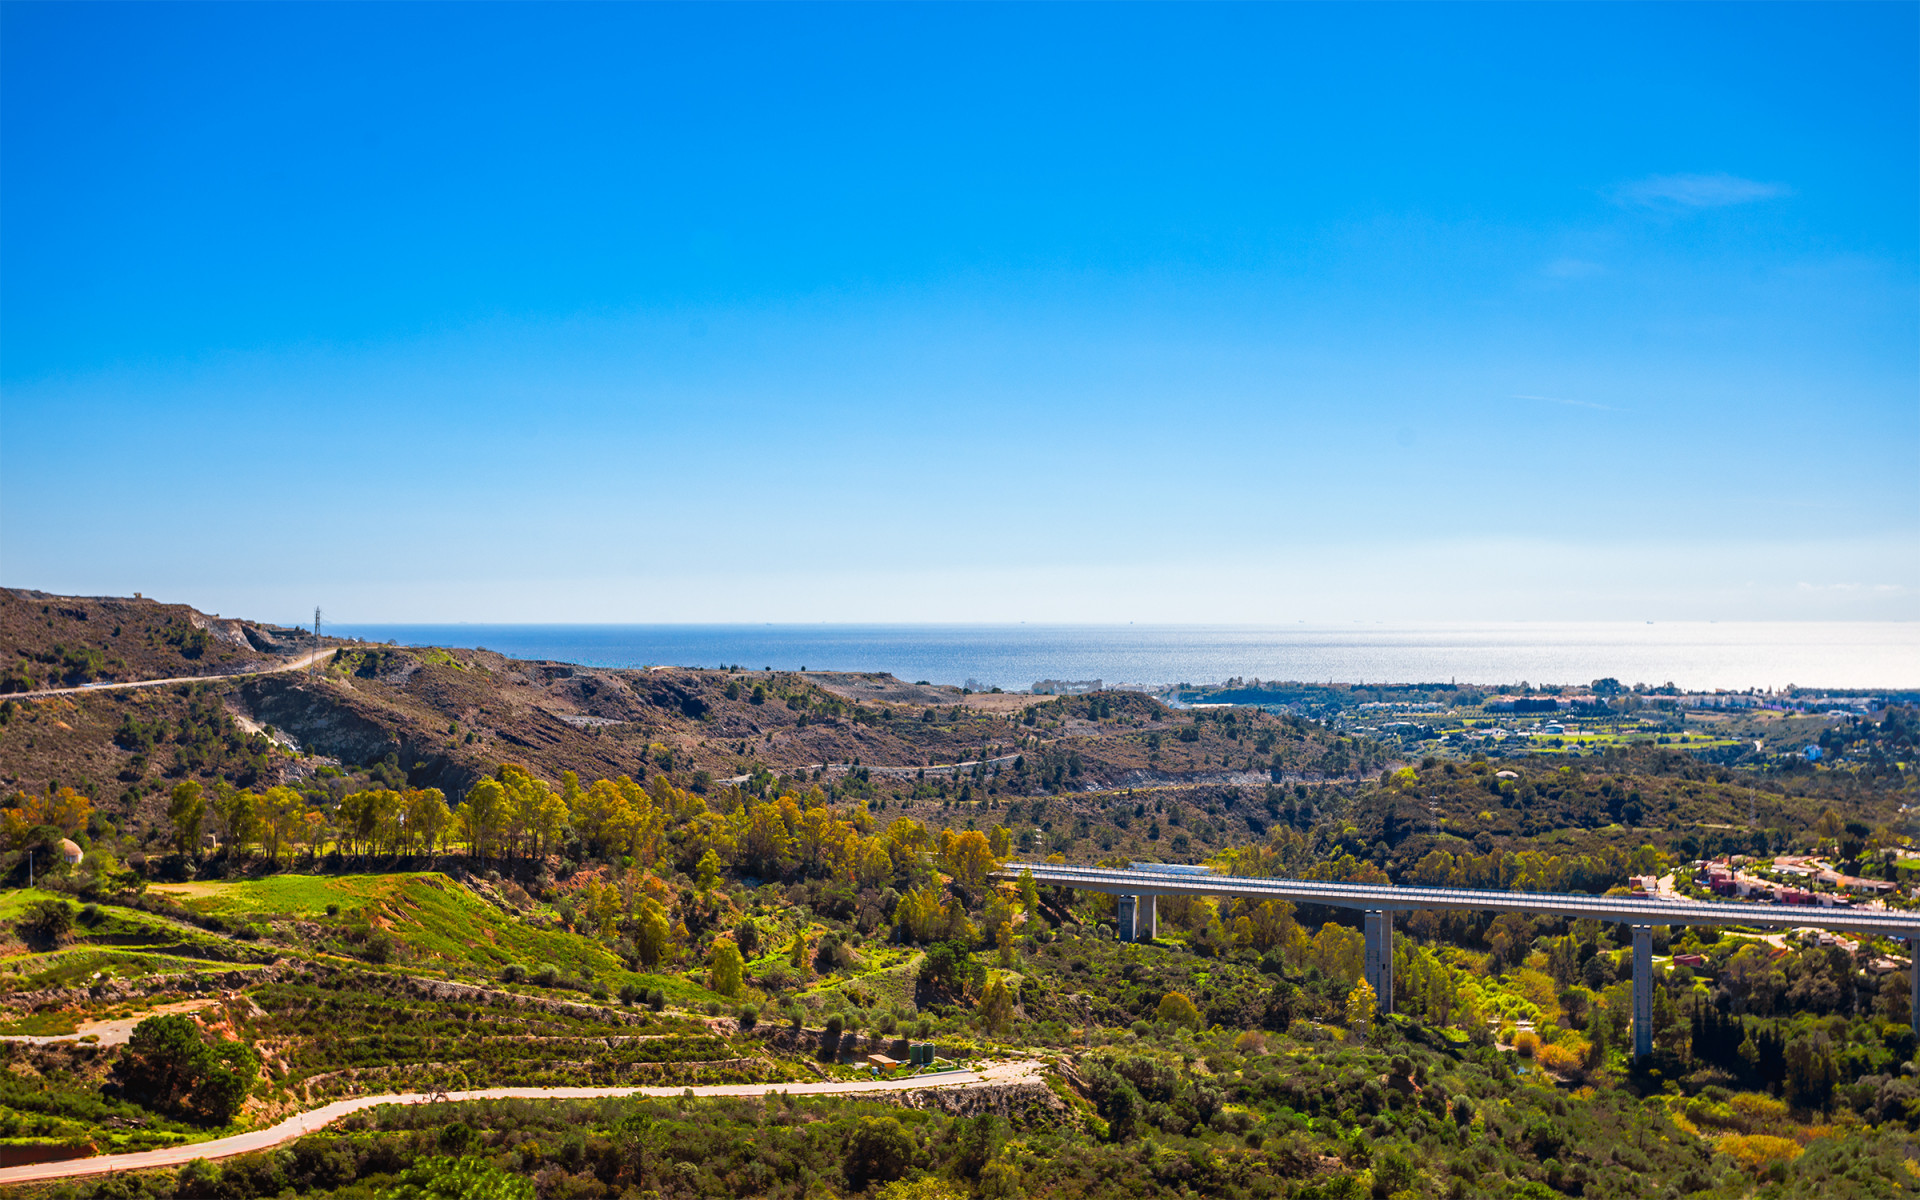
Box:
0 591 1372 850
2 589 314 692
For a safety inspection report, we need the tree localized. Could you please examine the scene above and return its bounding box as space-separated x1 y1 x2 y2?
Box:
113 1014 259 1126
710 940 744 998
844 1116 913 1190
1310 923 1365 981
1155 991 1202 1028
988 824 1012 858
940 829 998 887
634 902 671 967
1345 978 1377 1036
978 976 1015 1035
260 785 304 865
461 779 506 859
168 781 206 854
919 941 981 996
696 848 723 892
406 787 451 856
216 788 260 855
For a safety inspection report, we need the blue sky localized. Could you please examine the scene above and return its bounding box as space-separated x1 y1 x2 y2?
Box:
3 3 1914 624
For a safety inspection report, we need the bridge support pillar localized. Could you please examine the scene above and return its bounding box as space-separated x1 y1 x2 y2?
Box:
1631 924 1653 1060
1364 910 1394 1014
1114 894 1156 942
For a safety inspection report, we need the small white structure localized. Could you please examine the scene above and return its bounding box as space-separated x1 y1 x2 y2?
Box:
58 838 83 867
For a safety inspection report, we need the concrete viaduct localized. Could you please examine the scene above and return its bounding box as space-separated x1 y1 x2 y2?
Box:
998 862 1920 1059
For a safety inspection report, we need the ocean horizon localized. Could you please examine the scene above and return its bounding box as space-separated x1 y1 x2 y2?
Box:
325 621 1920 694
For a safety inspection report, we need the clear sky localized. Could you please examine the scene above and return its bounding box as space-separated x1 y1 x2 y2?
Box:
3 3 1914 625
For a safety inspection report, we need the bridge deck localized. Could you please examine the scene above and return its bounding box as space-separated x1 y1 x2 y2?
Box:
998 863 1920 938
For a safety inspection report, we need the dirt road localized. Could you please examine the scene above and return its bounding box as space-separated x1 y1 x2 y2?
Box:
0 999 223 1049
0 1059 1046 1185
11 649 334 700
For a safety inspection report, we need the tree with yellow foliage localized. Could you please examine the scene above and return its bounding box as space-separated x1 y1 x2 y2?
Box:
1310 923 1365 982
0 785 93 850
1155 991 1202 1029
1345 977 1377 1035
709 940 744 998
940 828 998 887
988 824 1011 858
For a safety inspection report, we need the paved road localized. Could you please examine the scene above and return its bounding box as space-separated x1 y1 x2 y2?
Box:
11 649 333 700
0 1059 1045 1185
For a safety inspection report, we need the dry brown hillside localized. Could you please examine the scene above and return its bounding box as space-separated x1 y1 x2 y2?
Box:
1 588 314 691
0 591 1371 854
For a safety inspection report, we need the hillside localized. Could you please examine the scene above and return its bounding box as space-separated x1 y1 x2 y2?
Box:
0 590 1916 1200
1 590 315 692
0 591 1374 862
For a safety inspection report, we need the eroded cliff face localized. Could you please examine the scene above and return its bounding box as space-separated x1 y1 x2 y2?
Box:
238 676 483 796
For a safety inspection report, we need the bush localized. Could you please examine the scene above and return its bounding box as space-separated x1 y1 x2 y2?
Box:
1536 1040 1586 1075
737 1005 759 1031
388 1156 534 1200
500 964 528 984
364 930 395 964
1155 992 1202 1029
17 899 74 949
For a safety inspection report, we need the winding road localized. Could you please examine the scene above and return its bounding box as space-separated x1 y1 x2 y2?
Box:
0 1059 1045 1185
10 649 334 700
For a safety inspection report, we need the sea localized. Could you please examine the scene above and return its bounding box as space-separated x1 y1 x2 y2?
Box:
324 622 1920 694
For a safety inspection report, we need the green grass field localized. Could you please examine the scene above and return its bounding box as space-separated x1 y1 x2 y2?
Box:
144 873 728 1005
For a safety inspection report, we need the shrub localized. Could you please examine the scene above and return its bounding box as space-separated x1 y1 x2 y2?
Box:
500 964 528 984
1718 1134 1802 1174
388 1156 533 1200
1155 992 1202 1029
1536 1040 1586 1075
364 930 395 964
1513 1030 1540 1058
737 1005 759 1031
16 899 74 949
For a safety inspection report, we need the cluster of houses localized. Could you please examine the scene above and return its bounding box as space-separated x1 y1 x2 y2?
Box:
1030 678 1103 696
1696 855 1900 908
